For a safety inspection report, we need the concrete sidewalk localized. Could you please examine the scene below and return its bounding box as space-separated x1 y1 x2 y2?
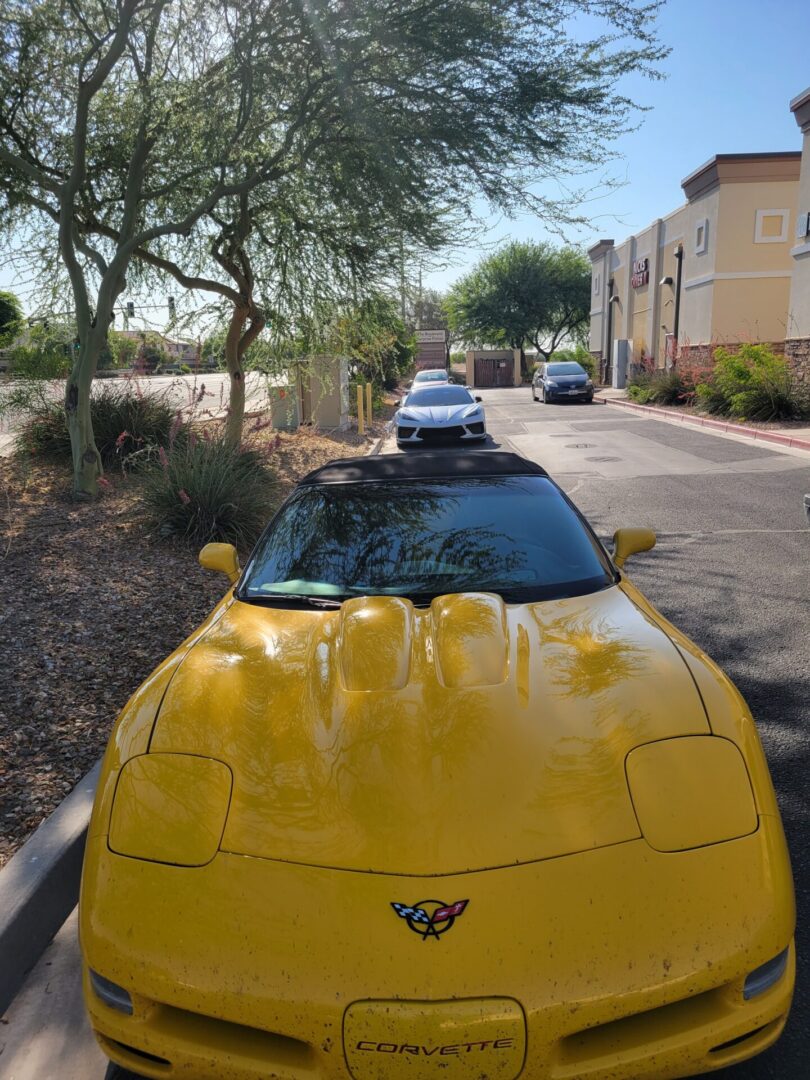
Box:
0 909 107 1079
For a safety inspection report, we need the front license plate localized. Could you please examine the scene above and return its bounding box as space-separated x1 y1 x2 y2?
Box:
344 998 526 1079
568 389 583 395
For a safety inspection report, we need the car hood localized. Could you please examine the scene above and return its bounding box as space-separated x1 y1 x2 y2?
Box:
150 586 709 874
398 403 478 425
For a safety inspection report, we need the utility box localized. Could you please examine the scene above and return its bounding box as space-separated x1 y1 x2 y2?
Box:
297 356 350 430
269 385 300 431
612 339 632 389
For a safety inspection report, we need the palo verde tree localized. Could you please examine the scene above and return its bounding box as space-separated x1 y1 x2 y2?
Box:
445 242 592 374
2 0 665 493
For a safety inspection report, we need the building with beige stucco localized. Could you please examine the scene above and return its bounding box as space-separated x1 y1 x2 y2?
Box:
589 85 810 388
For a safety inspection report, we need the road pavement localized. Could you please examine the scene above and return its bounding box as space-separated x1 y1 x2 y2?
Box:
2 387 807 1079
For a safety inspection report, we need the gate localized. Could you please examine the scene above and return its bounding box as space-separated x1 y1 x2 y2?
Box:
474 355 514 387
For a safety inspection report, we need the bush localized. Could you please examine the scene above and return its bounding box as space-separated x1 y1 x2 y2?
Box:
349 378 384 417
697 344 808 421
450 350 466 366
16 382 182 465
8 344 70 379
549 345 595 379
140 436 280 548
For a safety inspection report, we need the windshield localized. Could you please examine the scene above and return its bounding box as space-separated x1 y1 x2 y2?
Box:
548 363 586 376
414 370 448 382
404 386 474 407
239 477 615 605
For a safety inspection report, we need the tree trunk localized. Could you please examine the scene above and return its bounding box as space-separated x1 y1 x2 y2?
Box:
65 334 103 498
223 305 248 448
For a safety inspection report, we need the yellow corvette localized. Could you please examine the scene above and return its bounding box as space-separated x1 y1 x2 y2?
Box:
80 451 795 1080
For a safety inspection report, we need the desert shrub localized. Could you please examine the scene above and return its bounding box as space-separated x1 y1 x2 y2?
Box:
16 382 183 464
627 383 653 403
449 350 466 366
140 436 280 548
697 344 808 421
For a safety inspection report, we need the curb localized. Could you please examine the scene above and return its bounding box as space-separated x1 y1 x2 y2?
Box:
0 761 100 1015
594 395 810 452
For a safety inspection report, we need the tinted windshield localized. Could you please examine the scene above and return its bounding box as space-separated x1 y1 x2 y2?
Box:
405 386 474 407
414 370 448 382
240 477 614 605
548 363 586 376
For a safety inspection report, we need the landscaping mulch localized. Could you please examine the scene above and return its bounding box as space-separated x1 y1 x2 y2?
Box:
0 421 384 867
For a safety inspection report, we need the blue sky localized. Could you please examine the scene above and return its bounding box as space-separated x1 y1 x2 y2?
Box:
425 0 809 289
2 1 808 315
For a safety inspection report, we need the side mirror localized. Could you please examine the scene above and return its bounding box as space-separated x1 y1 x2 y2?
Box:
475 395 483 402
199 542 241 584
612 528 656 570
394 399 402 407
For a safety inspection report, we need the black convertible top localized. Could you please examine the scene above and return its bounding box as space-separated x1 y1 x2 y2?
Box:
299 450 547 486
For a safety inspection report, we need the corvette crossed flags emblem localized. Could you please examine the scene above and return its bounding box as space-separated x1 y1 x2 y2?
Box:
391 899 469 940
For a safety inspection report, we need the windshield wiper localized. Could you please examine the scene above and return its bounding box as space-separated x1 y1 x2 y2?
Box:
242 592 344 609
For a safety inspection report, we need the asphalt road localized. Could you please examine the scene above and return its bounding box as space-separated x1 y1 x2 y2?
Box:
2 388 807 1079
447 388 810 1079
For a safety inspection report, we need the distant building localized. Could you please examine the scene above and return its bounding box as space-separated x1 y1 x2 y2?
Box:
589 84 810 390
117 330 197 364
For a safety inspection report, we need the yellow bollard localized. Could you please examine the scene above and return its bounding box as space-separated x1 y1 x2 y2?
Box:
357 383 365 435
366 382 373 425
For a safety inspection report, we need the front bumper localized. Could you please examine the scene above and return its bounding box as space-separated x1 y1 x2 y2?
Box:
545 386 592 401
81 817 794 1079
396 421 486 444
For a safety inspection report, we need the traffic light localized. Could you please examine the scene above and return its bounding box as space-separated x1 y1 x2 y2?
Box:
126 301 135 317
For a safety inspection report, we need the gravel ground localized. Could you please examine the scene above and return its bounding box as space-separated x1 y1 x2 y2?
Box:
0 421 384 866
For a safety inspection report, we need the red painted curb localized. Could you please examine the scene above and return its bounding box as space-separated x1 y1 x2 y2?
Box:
593 395 810 452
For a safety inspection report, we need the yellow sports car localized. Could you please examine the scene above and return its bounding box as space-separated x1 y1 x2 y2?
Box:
80 451 795 1080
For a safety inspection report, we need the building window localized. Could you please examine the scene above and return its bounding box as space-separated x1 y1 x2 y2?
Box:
593 272 601 295
754 209 789 244
694 218 708 255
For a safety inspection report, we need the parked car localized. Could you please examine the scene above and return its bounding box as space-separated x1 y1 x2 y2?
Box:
80 450 794 1080
403 367 450 391
533 360 594 403
395 383 486 445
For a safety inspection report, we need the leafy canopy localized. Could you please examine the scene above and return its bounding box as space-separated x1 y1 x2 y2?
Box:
445 242 591 359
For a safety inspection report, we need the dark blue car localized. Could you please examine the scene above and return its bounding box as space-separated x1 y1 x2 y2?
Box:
532 361 594 403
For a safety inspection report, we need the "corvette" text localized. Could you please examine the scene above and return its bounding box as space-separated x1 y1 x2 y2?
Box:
355 1039 516 1055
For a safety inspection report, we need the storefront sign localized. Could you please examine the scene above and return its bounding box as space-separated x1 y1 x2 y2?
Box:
631 257 649 288
415 329 448 343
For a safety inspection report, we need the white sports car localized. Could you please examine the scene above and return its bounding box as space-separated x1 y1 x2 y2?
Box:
395 384 486 446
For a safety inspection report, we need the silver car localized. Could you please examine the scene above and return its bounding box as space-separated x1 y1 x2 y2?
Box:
395 384 486 446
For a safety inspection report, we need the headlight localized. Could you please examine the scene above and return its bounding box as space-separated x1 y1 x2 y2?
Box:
743 948 790 999
625 737 757 851
109 753 232 866
398 410 418 421
546 380 558 387
89 969 133 1014
460 405 481 419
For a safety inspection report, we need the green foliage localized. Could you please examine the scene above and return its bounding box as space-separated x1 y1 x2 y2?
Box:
0 290 24 346
450 350 466 367
16 383 181 465
328 295 415 390
445 242 591 367
348 379 385 417
549 345 595 378
107 331 139 369
697 344 808 421
6 322 76 378
140 437 280 548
